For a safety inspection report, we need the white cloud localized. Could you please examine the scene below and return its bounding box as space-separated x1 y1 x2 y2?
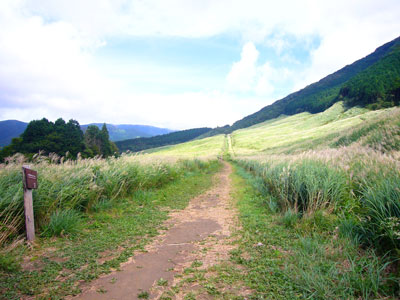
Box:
254 63 277 96
226 42 259 92
291 0 400 90
0 2 112 103
0 90 268 129
0 0 400 128
98 91 267 129
226 42 294 97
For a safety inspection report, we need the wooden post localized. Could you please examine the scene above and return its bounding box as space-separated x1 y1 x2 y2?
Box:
22 165 36 242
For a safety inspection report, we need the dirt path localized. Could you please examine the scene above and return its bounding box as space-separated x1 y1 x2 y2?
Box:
72 161 239 300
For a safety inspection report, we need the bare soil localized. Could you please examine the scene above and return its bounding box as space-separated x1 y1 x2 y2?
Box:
71 161 241 300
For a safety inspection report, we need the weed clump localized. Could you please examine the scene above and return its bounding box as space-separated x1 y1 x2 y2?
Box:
358 176 400 253
42 209 82 237
281 209 299 228
0 252 21 272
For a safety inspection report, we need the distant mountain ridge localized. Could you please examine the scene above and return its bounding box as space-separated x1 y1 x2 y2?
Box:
0 120 28 148
115 127 212 152
203 35 400 136
0 120 174 147
80 123 174 142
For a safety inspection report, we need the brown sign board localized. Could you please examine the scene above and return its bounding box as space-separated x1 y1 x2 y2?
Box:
23 168 38 189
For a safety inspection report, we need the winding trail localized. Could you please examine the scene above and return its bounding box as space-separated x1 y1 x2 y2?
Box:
73 161 239 300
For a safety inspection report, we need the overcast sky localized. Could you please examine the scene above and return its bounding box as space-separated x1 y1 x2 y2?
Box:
0 0 399 129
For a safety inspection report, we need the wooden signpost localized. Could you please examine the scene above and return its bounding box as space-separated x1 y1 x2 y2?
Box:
22 165 38 242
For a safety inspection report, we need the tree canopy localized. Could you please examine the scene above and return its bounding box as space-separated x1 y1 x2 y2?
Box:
0 119 117 162
84 123 118 157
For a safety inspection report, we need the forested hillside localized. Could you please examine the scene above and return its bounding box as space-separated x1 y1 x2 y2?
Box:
340 45 400 108
204 36 400 136
115 127 212 152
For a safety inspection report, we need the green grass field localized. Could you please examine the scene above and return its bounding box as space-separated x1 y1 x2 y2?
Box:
147 134 225 158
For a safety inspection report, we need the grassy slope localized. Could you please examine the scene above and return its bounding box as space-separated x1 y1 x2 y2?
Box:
232 102 393 155
147 134 226 158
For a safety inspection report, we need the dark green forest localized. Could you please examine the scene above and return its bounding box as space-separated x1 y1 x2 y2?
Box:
115 127 211 152
0 118 117 162
340 45 400 109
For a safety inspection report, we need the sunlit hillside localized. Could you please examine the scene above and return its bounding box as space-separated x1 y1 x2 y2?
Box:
145 134 226 159
149 102 399 158
231 101 397 156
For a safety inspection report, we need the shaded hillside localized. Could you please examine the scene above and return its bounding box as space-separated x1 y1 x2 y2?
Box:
340 45 400 108
0 120 27 147
205 36 400 136
80 123 174 142
115 127 212 152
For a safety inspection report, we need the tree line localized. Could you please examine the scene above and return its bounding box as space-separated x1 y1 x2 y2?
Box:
0 118 118 162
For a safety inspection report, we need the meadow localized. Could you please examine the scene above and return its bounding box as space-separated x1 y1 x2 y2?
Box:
1 102 400 299
144 134 226 158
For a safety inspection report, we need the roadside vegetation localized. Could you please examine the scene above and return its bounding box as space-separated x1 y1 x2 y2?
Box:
225 104 400 298
228 164 399 299
0 152 220 299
